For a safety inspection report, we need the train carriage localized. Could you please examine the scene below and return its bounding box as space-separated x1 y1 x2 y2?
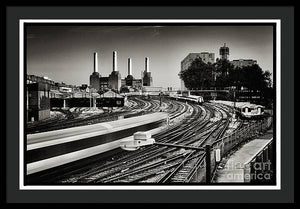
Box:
169 93 204 105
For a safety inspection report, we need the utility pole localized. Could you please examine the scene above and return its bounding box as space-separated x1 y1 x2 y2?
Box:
233 86 236 119
205 144 211 183
89 88 92 108
159 92 162 107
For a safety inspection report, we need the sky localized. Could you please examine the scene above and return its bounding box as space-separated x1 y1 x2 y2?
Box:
26 24 273 88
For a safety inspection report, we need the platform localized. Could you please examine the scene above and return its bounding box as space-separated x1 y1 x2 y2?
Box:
215 130 273 183
26 112 168 175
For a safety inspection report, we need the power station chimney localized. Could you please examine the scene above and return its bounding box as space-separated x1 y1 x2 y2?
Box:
113 51 117 72
145 57 149 73
128 58 132 75
94 52 98 73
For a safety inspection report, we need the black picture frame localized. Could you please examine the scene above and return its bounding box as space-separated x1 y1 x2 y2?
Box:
4 6 294 203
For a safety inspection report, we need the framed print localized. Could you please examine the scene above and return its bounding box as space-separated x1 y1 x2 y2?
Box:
5 6 294 203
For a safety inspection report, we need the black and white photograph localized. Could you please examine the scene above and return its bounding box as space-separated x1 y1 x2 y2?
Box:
22 20 278 187
4 5 295 204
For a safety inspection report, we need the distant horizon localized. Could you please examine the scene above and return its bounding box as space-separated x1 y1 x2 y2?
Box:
26 24 274 88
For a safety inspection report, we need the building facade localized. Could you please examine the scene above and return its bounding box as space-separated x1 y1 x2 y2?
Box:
27 74 58 90
108 71 121 91
132 79 143 90
27 82 50 122
142 57 153 87
142 71 153 86
219 43 229 60
180 52 215 91
100 77 109 90
90 72 100 90
231 59 258 68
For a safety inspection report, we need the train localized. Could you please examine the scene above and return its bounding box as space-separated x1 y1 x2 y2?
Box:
169 94 204 105
27 112 168 175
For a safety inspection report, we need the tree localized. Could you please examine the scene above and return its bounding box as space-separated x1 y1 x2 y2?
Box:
179 58 214 89
214 59 235 87
240 64 271 91
178 57 273 106
227 64 273 106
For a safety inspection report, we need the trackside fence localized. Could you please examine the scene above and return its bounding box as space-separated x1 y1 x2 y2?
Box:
243 139 274 183
189 116 273 183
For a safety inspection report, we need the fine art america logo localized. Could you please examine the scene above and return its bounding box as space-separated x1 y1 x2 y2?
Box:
225 161 272 181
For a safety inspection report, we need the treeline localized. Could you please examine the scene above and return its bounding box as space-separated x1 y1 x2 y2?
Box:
179 58 273 105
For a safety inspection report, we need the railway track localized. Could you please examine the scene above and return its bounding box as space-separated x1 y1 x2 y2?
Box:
26 96 165 134
27 97 192 183
28 98 238 184
55 102 230 184
33 99 194 183
95 105 230 184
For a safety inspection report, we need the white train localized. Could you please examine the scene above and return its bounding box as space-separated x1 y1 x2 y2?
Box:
26 112 168 175
170 94 204 104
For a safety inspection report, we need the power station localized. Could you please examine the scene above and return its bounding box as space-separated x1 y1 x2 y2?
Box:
142 57 153 86
89 51 153 92
89 52 101 90
108 51 122 91
125 58 134 86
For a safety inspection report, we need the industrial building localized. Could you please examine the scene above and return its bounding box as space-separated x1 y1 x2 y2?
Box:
125 58 134 86
89 51 123 92
27 82 51 122
123 57 151 88
122 58 143 90
142 57 153 86
49 89 63 99
100 77 109 89
108 51 122 91
97 90 125 107
89 52 152 93
27 74 56 87
89 52 101 90
132 79 143 90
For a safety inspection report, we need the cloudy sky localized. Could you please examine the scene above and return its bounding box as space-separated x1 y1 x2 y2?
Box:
26 24 274 88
